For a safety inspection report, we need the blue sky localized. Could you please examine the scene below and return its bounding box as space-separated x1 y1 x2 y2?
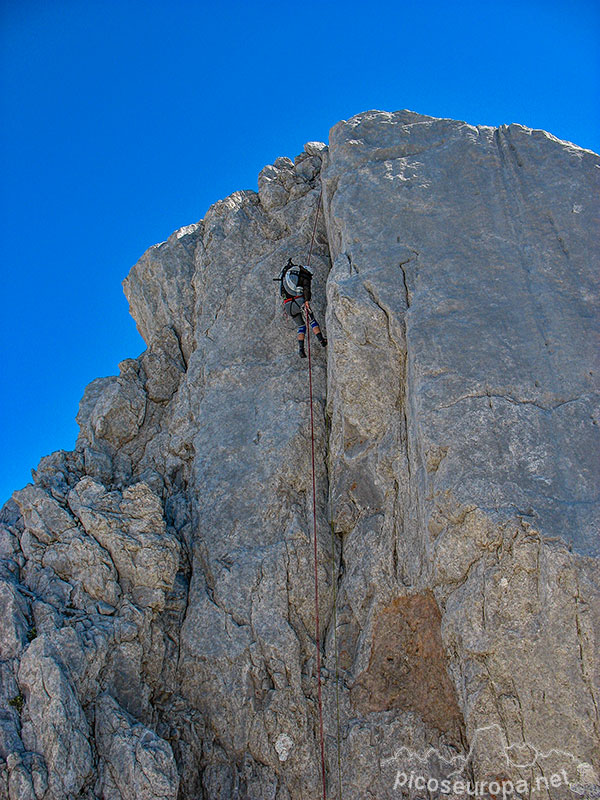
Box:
1 0 598 503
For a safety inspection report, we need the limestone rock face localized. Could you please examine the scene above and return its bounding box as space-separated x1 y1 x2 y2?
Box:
1 111 598 800
321 111 599 798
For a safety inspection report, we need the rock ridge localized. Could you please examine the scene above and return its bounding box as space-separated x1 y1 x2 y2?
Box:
1 111 598 799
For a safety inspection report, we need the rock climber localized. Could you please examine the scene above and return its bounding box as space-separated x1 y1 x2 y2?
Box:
275 258 327 358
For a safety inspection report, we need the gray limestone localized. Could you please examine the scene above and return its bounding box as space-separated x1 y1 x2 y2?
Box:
0 112 598 799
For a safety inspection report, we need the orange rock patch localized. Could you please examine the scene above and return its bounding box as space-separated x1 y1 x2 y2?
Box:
350 591 464 739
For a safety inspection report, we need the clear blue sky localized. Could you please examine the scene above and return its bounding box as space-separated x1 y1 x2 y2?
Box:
1 0 598 504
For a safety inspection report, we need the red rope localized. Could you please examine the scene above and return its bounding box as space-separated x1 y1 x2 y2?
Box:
305 299 326 800
307 191 322 269
305 189 327 800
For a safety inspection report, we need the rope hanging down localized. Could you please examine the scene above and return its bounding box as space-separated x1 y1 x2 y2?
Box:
304 190 327 800
329 508 343 800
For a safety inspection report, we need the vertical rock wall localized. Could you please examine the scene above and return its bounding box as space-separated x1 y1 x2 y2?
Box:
0 111 598 800
322 110 600 798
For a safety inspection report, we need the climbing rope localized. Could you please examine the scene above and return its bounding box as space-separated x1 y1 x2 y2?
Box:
305 187 344 799
307 190 322 268
305 189 327 800
305 301 327 800
329 509 343 800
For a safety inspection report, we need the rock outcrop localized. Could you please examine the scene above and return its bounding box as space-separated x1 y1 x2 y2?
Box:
1 111 598 800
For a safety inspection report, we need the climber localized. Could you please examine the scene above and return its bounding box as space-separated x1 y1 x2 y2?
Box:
274 258 327 358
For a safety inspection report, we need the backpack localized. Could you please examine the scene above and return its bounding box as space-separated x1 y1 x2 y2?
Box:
276 261 314 298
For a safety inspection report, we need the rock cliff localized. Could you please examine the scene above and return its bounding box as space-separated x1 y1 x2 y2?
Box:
1 110 598 800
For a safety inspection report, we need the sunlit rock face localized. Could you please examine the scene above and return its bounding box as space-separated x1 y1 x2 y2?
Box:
1 110 598 800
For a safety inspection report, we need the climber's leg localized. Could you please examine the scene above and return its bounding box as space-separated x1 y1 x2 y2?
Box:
297 323 307 358
308 313 327 348
289 300 307 358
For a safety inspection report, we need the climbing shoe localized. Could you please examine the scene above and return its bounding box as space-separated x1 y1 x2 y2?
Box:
299 348 307 358
320 338 327 348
